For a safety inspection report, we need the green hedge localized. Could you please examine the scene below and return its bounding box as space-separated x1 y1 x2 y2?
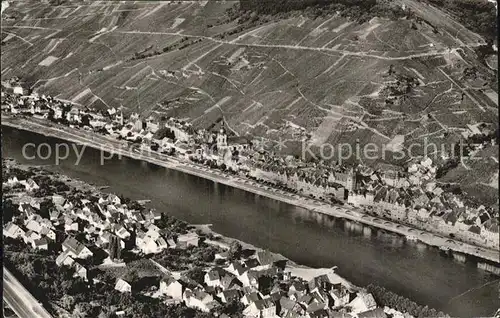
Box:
366 284 450 318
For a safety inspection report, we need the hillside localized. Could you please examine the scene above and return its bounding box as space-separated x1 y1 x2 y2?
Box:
1 0 498 168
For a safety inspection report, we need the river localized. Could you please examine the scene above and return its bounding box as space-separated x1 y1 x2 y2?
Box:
2 126 498 317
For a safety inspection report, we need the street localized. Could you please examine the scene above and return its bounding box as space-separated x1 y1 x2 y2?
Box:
3 267 53 318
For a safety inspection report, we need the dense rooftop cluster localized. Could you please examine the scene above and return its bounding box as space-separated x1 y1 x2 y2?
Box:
2 159 431 318
2 80 498 252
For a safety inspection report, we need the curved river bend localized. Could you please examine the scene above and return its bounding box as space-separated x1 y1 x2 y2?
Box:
2 126 498 317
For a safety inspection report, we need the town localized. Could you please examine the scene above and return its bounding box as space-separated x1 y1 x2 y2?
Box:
3 158 450 318
2 79 498 254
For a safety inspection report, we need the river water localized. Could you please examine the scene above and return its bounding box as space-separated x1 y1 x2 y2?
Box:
2 126 498 317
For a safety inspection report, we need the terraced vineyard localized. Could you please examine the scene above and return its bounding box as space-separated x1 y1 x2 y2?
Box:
1 0 497 167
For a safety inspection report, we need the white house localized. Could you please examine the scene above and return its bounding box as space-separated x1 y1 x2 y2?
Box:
183 289 216 313
62 236 94 259
33 238 49 250
177 232 200 248
3 222 25 239
21 179 39 192
73 262 88 281
115 226 131 240
159 277 185 300
56 251 75 267
225 261 248 277
23 231 42 246
115 278 132 293
348 292 377 315
204 267 225 287
243 298 277 318
137 235 159 254
13 86 24 95
5 176 19 186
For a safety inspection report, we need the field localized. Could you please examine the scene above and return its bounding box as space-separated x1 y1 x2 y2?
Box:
1 0 498 165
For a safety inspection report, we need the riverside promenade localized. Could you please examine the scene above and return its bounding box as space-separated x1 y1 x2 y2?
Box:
2 117 499 264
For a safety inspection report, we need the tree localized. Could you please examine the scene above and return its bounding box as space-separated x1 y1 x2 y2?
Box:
257 275 275 295
200 248 216 262
73 302 93 318
219 300 245 317
185 267 205 284
60 294 76 311
19 261 36 278
2 199 16 224
123 269 139 285
229 241 243 259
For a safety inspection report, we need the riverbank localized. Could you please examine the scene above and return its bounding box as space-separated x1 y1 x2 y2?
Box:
193 224 358 290
5 157 359 291
2 117 499 265
5 157 424 318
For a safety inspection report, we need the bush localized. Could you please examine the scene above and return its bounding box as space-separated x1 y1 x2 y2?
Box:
425 0 496 41
229 241 243 259
366 284 449 317
185 267 205 284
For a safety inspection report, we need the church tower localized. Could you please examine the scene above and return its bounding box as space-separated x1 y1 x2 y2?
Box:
346 167 355 192
216 123 228 149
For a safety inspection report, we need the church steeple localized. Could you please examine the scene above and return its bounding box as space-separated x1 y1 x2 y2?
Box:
217 121 227 149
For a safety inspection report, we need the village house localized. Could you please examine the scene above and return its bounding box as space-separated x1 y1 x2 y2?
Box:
52 194 66 206
204 267 229 288
64 215 79 232
23 230 42 246
220 274 243 291
53 105 64 119
146 118 160 133
239 270 260 288
348 191 375 207
62 236 94 259
358 308 387 318
49 209 61 222
66 108 81 123
256 250 287 269
218 289 243 303
329 283 351 308
73 262 88 281
115 278 132 293
348 292 377 314
107 194 122 205
18 203 35 218
243 298 277 318
280 297 306 317
3 222 25 239
165 118 192 142
240 289 263 306
13 86 23 95
20 179 39 192
332 169 356 193
215 251 229 261
39 226 56 241
225 261 248 277
183 289 217 312
136 232 168 254
115 225 131 240
5 176 19 186
177 232 200 248
9 103 19 114
159 276 186 300
167 237 177 249
56 251 76 267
